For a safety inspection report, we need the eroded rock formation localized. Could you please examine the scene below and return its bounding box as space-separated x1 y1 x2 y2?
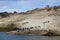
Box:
0 5 60 36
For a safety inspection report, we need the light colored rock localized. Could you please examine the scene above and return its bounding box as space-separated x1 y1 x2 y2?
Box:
0 6 60 35
17 16 60 35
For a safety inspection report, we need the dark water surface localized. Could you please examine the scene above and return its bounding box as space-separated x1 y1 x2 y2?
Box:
0 32 60 40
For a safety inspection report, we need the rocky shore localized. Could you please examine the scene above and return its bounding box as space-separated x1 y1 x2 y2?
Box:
0 5 60 36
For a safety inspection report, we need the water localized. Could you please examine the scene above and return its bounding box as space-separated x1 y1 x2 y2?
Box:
0 32 60 40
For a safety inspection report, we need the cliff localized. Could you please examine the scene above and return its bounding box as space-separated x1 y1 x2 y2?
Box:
0 5 60 36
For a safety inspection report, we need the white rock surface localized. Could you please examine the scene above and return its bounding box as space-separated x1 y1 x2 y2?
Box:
17 16 60 32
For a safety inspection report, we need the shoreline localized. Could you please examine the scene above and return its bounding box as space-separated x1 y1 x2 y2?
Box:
5 30 60 36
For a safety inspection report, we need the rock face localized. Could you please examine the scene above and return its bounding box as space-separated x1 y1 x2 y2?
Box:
0 5 60 36
16 16 60 35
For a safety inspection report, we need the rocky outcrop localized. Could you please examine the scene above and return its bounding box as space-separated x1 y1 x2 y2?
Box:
0 5 60 36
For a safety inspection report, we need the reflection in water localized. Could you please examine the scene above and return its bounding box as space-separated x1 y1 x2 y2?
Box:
0 32 60 40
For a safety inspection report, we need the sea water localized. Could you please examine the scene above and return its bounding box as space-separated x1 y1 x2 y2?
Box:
0 32 60 40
